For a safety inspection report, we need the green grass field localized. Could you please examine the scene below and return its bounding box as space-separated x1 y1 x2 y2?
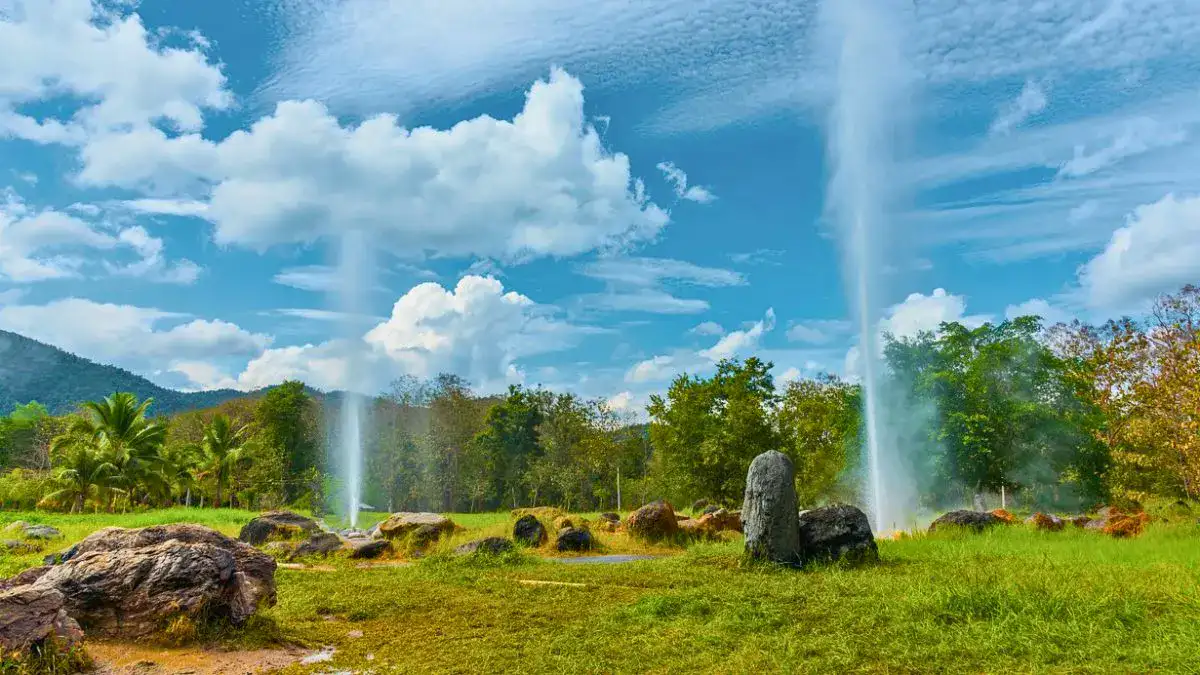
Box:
3 508 1200 674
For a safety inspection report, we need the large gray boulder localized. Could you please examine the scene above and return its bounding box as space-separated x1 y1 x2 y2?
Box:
797 504 878 565
32 524 276 638
377 512 456 541
742 450 801 565
238 510 319 545
929 510 1003 533
288 532 345 560
0 585 83 655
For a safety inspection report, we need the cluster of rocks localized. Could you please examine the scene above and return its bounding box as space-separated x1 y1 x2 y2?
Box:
927 504 1151 538
1 524 277 661
742 450 879 567
2 521 63 557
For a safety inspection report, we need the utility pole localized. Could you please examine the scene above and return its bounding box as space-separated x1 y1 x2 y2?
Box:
616 466 622 512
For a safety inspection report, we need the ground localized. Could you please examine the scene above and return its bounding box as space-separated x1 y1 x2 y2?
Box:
2 508 1199 674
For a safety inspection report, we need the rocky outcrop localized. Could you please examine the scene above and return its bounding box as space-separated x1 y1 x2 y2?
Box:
238 511 319 545
555 527 594 552
454 538 514 556
742 451 801 565
377 513 456 541
0 585 83 655
928 510 1004 533
0 566 51 593
797 504 878 565
625 501 680 540
289 532 344 560
347 539 392 560
31 524 276 639
513 515 548 547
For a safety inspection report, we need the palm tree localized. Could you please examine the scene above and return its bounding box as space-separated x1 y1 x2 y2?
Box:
41 440 118 513
64 393 167 508
159 442 200 506
198 414 251 508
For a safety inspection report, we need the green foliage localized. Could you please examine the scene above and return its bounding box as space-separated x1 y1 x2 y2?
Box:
648 358 780 504
254 381 319 502
778 374 862 506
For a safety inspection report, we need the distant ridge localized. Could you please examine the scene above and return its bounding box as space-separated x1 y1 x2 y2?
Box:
0 329 277 416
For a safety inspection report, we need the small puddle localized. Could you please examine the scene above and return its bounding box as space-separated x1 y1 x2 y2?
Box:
544 555 659 565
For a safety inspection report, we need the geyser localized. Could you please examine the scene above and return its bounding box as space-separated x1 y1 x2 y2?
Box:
336 227 369 527
820 0 919 533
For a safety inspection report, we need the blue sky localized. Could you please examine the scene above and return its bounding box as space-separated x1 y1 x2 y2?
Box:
1 0 1199 413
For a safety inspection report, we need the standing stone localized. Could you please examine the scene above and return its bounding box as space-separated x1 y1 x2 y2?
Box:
742 450 801 565
797 504 878 565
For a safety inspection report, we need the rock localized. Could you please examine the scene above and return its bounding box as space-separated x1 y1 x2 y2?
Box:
677 519 704 536
625 501 680 541
928 510 1003 533
409 524 447 549
1097 506 1120 519
552 516 575 531
262 541 297 557
988 508 1016 524
797 504 878 565
238 510 319 546
555 527 593 552
454 538 514 556
289 532 345 559
696 508 743 534
510 507 566 522
599 512 620 523
0 585 83 655
512 515 548 547
1070 515 1091 528
691 499 710 513
2 539 41 554
0 566 51 592
1103 512 1148 538
595 513 621 532
42 544 79 566
742 450 801 565
377 513 456 541
1084 518 1107 531
2 520 30 532
702 504 722 516
3 522 61 540
1026 513 1065 531
348 539 392 560
31 524 276 638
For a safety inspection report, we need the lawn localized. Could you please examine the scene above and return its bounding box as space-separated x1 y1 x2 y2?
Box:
3 509 1200 674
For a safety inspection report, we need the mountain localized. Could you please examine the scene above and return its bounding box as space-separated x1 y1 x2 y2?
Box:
0 329 262 416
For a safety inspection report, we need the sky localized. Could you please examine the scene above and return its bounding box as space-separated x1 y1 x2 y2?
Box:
1 0 1199 414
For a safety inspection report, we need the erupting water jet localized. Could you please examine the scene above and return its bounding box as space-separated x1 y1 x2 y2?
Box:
336 228 369 528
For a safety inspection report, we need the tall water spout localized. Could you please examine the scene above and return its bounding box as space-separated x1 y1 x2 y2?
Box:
820 0 919 533
336 227 368 528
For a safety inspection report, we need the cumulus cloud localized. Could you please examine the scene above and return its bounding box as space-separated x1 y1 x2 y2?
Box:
0 0 230 142
699 307 775 361
786 318 852 345
656 161 716 204
0 298 272 383
81 69 670 263
880 289 991 340
1077 193 1200 311
1004 298 1074 326
625 355 676 384
989 79 1047 136
689 321 724 336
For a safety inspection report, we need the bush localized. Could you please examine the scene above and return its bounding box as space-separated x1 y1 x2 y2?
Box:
0 470 53 511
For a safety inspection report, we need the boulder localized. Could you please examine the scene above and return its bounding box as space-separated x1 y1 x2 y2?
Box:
1026 513 1065 532
797 504 878 565
377 513 456 541
702 504 722 516
289 532 345 559
31 524 276 639
513 515 548 547
555 527 594 552
691 499 710 513
552 516 575 531
348 539 392 560
1069 515 1091 528
988 508 1016 524
625 501 680 541
697 508 743 534
0 585 83 655
1103 513 1148 538
928 510 1003 533
2 539 41 554
0 566 51 593
599 512 620 524
3 522 61 541
742 451 801 565
454 538 515 556
238 510 320 545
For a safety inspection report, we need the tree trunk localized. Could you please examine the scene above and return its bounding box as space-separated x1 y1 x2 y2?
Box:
216 483 223 510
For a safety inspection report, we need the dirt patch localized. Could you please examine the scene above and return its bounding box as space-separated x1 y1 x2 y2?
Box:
87 641 308 674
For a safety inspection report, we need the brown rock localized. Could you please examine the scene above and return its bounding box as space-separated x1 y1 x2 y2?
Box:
32 524 276 639
0 566 51 592
0 585 83 654
697 508 743 534
625 501 680 540
1026 513 1066 531
377 513 456 541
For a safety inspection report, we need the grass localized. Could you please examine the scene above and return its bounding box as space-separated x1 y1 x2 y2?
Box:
3 509 1199 673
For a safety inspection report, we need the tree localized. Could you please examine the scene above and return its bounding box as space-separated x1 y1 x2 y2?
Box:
254 381 318 502
777 374 861 506
198 414 251 508
54 393 167 508
648 357 780 504
41 440 118 512
472 386 543 508
0 402 49 469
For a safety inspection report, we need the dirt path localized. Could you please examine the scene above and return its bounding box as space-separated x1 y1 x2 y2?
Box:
87 642 307 675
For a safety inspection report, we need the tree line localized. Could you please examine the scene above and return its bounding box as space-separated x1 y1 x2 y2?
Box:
1 284 1197 514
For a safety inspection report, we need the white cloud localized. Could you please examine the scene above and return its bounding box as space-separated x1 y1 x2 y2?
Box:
0 0 230 142
1004 298 1074 326
1077 193 1200 312
240 275 595 393
1057 116 1188 179
0 288 27 304
104 226 202 285
82 69 670 263
119 199 211 218
699 307 776 361
576 290 709 315
605 390 635 412
881 289 991 340
689 321 724 336
625 355 676 384
989 79 1047 136
729 249 785 266
786 318 852 345
0 298 272 384
272 266 338 292
656 161 716 204
574 256 743 315
168 361 239 392
266 308 385 324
